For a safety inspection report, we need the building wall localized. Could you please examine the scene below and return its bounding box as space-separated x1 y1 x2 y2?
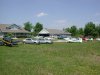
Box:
0 24 30 38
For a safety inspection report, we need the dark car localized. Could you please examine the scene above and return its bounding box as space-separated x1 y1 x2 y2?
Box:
58 35 67 39
0 40 4 46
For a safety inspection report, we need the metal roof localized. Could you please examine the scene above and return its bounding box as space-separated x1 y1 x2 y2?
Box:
39 28 71 35
0 24 29 33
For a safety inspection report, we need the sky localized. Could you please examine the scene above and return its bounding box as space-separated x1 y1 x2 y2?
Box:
0 0 100 29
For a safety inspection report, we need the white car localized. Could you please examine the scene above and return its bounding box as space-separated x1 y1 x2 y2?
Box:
44 37 54 40
38 38 53 44
96 38 100 41
87 38 93 41
23 38 39 44
64 38 82 43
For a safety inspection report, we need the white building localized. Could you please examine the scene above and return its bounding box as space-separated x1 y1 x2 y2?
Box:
38 28 71 38
0 24 30 38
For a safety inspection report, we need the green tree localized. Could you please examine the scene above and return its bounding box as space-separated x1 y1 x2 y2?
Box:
96 24 100 37
5 33 13 37
64 26 78 36
64 28 70 32
84 22 97 37
70 26 78 36
78 28 84 35
24 22 33 32
34 22 43 35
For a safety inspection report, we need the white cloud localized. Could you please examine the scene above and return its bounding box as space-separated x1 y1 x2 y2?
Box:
36 12 48 17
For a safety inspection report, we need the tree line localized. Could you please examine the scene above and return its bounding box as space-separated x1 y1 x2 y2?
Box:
24 22 43 36
24 21 100 38
64 22 100 38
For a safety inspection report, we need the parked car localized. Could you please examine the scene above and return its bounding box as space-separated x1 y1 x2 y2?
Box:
82 37 88 41
64 38 82 43
96 38 100 41
83 37 93 41
44 37 54 40
23 38 40 44
0 40 4 46
58 35 67 39
38 38 53 44
87 38 93 41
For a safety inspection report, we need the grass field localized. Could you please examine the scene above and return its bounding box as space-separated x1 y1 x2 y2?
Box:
0 41 100 75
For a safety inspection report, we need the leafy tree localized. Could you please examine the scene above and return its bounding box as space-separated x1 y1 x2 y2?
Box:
34 22 43 35
5 33 13 37
70 26 78 36
78 28 84 35
24 22 33 32
84 22 97 37
96 24 100 37
64 28 70 32
92 30 98 38
64 26 78 36
64 22 100 38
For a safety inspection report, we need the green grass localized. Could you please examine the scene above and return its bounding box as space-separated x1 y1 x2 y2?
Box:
0 41 100 75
